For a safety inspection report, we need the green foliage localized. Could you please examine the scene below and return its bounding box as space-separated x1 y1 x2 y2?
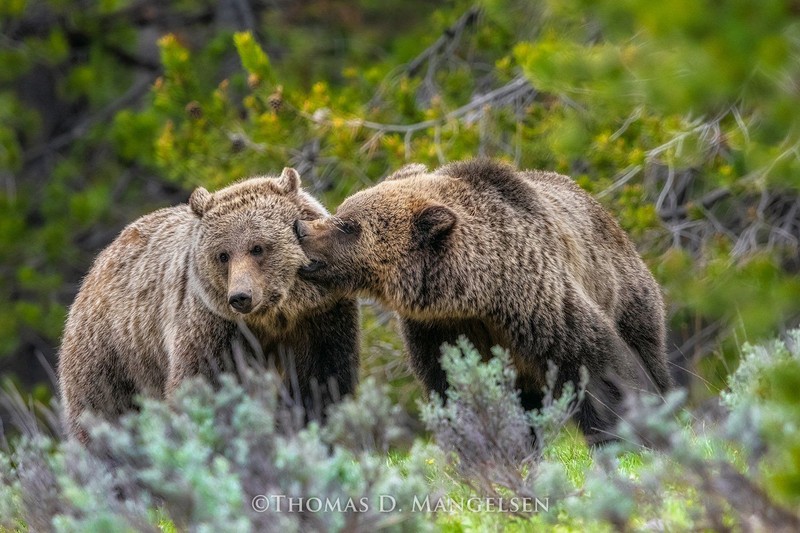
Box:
723 329 800 505
322 376 409 453
233 32 273 84
419 339 534 478
356 305 422 415
723 329 800 408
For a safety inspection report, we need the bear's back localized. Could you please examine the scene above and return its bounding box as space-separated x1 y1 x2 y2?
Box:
431 159 654 320
436 159 538 214
83 205 196 298
63 205 198 386
439 159 635 255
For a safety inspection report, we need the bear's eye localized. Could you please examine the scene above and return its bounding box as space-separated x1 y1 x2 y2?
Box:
339 220 358 235
218 252 229 263
251 245 263 256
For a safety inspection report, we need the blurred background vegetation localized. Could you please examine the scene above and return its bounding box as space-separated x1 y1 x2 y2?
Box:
1 0 799 414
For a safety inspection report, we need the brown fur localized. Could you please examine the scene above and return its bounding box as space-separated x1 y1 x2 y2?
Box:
58 168 359 442
297 159 670 443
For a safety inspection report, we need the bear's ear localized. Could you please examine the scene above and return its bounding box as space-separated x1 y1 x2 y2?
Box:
386 163 427 182
275 167 301 195
414 203 457 242
189 187 212 217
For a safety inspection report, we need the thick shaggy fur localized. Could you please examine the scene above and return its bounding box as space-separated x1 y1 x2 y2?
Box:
58 169 359 442
297 159 670 443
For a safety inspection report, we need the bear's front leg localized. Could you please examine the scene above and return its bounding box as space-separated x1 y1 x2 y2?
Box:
289 298 360 418
165 312 236 397
400 317 496 397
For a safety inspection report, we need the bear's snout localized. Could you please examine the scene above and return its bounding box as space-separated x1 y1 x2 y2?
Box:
294 219 331 277
228 292 253 313
298 259 327 276
294 219 308 240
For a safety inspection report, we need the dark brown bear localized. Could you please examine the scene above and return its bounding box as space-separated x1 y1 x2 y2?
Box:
58 168 359 442
295 159 670 443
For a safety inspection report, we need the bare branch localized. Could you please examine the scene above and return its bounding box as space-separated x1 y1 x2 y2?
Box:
406 7 482 76
324 76 535 135
658 188 732 220
597 165 642 198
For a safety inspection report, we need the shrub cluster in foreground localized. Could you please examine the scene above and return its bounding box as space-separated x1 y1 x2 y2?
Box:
1 331 799 531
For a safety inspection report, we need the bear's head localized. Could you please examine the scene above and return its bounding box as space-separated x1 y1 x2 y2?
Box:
295 165 458 304
189 168 331 322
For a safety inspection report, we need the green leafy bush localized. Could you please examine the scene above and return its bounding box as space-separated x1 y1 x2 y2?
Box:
723 329 800 506
1 333 800 530
0 371 435 532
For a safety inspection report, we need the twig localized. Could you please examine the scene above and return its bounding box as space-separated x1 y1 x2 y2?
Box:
658 188 731 219
655 165 675 213
316 76 535 135
609 106 643 142
597 165 642 198
406 7 482 76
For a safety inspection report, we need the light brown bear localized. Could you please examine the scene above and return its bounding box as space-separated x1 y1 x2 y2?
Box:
58 168 359 442
295 159 670 443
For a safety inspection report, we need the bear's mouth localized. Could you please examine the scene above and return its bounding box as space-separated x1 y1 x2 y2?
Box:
299 259 327 276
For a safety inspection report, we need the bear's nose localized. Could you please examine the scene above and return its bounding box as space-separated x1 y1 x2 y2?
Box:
294 219 307 240
228 292 253 313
